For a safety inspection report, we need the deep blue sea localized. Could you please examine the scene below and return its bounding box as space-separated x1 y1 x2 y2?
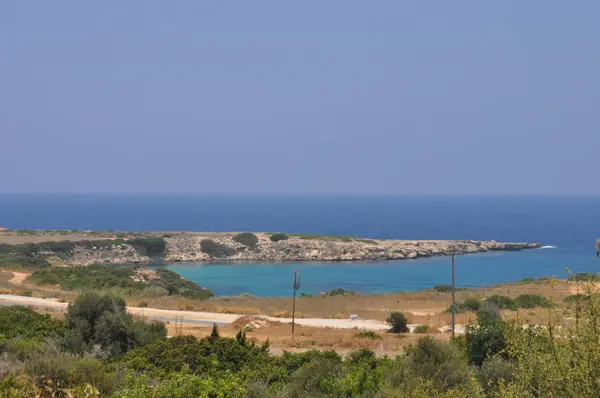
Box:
1 194 599 296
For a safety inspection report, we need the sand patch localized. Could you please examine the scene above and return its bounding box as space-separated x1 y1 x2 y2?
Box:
9 272 28 285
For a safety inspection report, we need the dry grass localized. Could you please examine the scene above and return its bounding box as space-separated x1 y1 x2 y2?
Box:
165 320 440 356
127 280 571 327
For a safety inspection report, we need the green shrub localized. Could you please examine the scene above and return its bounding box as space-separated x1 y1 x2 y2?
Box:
27 265 213 300
0 306 64 341
413 325 429 334
465 315 507 366
433 285 466 293
200 239 236 258
64 292 166 358
387 312 409 333
233 232 259 249
453 297 482 313
486 295 517 310
407 336 473 392
129 237 167 255
269 233 289 242
325 288 355 296
565 294 592 303
300 293 313 298
355 330 382 340
477 357 514 393
514 294 552 309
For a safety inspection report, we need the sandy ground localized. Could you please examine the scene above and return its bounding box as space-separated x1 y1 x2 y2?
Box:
8 272 27 285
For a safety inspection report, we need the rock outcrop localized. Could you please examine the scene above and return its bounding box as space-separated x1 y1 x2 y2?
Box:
164 233 540 263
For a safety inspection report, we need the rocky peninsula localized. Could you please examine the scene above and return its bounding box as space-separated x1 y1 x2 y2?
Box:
0 230 540 266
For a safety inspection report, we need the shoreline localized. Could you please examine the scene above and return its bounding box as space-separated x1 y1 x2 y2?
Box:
0 229 541 266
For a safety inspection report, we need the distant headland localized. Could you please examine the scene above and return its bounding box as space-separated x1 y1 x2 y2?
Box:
0 229 541 266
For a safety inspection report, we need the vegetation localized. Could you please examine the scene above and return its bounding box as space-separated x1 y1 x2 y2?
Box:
433 284 467 293
486 295 517 310
269 233 289 242
413 324 429 334
233 232 259 249
387 311 409 333
4 283 600 396
291 234 355 242
324 288 355 296
64 292 166 358
26 264 213 299
565 293 592 302
514 293 553 309
200 239 236 258
0 238 166 270
453 297 483 313
0 306 64 341
568 272 600 282
129 237 167 255
355 330 382 340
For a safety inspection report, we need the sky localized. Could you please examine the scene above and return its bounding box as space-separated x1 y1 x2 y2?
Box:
1 1 598 195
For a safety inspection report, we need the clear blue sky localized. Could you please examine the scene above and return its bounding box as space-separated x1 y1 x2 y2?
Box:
1 1 598 194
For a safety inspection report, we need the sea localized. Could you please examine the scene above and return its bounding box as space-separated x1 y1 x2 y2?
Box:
0 194 599 297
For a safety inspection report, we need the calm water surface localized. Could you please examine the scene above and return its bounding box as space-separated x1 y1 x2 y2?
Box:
1 194 599 296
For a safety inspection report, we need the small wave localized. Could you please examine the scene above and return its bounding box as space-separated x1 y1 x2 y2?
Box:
540 245 556 249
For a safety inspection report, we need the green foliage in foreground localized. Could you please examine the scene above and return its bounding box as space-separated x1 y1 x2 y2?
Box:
0 306 65 341
4 291 600 397
26 264 213 299
233 232 259 249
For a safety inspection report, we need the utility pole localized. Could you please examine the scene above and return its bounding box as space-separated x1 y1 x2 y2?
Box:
451 254 456 338
292 269 300 336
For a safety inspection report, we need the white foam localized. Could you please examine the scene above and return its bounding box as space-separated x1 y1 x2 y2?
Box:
540 245 556 249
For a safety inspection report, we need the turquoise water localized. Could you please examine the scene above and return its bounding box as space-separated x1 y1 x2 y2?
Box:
1 194 599 296
153 246 599 297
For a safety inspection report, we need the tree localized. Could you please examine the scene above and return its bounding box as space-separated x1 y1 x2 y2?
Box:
386 312 409 333
64 292 166 358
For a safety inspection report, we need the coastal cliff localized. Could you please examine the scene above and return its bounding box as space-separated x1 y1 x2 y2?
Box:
0 230 540 266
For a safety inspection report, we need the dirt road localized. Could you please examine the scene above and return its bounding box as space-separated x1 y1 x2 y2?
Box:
0 294 390 330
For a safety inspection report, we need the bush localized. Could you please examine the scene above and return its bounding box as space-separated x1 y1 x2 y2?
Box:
200 239 236 258
433 285 467 293
413 325 429 334
565 294 592 303
0 306 64 341
407 336 473 392
355 330 382 340
325 288 355 296
387 312 409 333
453 297 482 313
486 295 517 310
64 292 166 358
269 233 289 242
129 237 167 255
233 233 259 249
465 316 507 366
514 294 552 309
477 357 514 393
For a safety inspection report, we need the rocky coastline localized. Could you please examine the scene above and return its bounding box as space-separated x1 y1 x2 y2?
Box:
0 230 541 266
